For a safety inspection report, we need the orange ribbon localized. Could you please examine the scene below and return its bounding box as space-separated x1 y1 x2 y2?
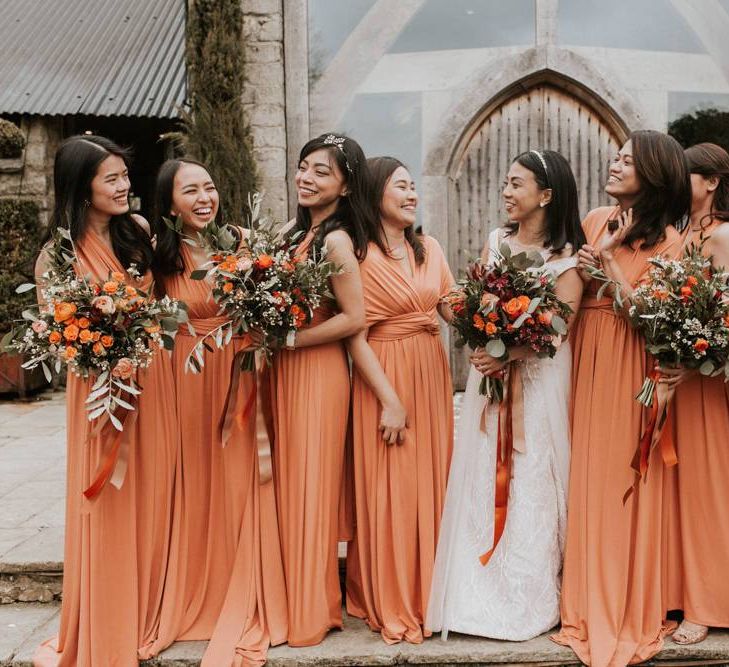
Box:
623 369 678 504
82 396 137 501
219 347 274 484
479 363 524 566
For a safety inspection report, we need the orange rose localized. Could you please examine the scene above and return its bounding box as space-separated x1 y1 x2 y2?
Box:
290 304 306 327
517 295 531 312
504 297 526 319
112 357 134 380
91 331 101 342
222 282 234 293
652 288 669 300
694 338 709 353
111 271 125 282
63 345 78 360
92 342 106 356
472 313 486 331
724 313 729 328
101 335 114 348
48 330 62 345
103 281 119 294
680 286 693 298
125 285 137 297
63 324 79 341
54 301 77 323
485 322 497 335
487 311 499 322
255 254 273 269
77 317 90 329
78 329 93 344
686 275 698 287
537 311 553 326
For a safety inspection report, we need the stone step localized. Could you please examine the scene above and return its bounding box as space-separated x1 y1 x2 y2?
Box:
3 603 729 667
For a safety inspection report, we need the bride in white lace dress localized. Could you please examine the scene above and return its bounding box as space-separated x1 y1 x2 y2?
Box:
427 150 585 641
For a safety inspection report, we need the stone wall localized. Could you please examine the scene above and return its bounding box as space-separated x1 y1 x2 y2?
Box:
242 0 289 221
0 116 63 225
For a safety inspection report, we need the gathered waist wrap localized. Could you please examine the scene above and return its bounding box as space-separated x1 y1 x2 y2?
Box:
368 313 440 342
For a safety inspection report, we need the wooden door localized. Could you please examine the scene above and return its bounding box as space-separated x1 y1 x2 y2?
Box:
448 84 624 389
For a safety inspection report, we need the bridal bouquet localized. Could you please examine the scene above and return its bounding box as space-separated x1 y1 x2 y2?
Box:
178 193 339 372
626 244 729 406
1 229 189 430
448 241 571 401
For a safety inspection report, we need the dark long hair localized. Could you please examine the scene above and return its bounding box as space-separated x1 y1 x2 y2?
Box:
365 156 425 264
151 157 225 276
45 135 153 273
622 130 691 247
506 149 585 255
288 133 370 259
684 142 729 226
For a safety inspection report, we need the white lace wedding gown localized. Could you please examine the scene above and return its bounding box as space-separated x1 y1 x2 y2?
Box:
427 229 576 641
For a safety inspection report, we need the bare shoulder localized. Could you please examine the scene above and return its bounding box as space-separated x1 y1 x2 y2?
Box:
323 228 354 249
131 214 151 236
708 221 729 246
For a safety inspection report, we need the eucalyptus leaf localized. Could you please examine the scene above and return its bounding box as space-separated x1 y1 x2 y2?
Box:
91 370 109 391
700 360 717 376
551 315 567 335
15 283 36 294
41 362 52 383
527 297 541 314
513 312 530 328
190 269 208 281
485 338 507 359
109 411 123 431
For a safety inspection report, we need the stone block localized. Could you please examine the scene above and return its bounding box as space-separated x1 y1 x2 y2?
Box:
22 143 45 168
253 147 286 179
247 82 285 106
19 173 46 196
246 62 284 88
251 126 286 149
0 174 22 195
245 41 282 64
243 0 281 16
245 103 286 127
258 13 283 41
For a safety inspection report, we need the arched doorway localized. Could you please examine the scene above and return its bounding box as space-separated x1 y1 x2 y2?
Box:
448 81 628 388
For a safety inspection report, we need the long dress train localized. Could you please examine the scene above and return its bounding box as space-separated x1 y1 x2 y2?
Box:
346 235 454 644
34 231 177 666
427 229 575 640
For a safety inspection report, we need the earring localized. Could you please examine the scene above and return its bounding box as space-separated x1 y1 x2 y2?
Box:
539 202 546 208
83 199 91 208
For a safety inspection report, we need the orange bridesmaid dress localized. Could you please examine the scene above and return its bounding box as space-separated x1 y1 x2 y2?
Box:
553 207 683 666
34 231 177 666
270 229 352 646
346 235 454 644
144 239 287 665
669 219 729 629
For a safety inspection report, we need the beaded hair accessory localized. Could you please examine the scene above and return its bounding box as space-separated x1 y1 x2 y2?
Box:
323 134 353 174
530 149 549 177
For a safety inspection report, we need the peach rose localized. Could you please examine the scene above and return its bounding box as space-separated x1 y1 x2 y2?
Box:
222 282 234 293
111 271 125 282
54 301 77 323
63 346 78 360
112 357 134 380
78 329 93 344
92 342 106 356
92 295 115 315
63 324 79 341
487 311 499 322
694 338 709 353
103 281 119 294
504 298 524 319
92 331 101 342
76 317 90 329
472 313 486 331
125 285 137 297
101 335 114 348
48 330 62 345
480 292 499 308
485 322 497 335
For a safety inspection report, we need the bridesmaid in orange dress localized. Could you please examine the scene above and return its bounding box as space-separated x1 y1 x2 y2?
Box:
33 136 177 666
147 158 287 665
272 133 370 646
552 131 689 666
345 156 455 644
659 143 729 645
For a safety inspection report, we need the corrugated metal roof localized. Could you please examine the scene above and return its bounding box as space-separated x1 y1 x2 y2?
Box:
0 0 186 118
